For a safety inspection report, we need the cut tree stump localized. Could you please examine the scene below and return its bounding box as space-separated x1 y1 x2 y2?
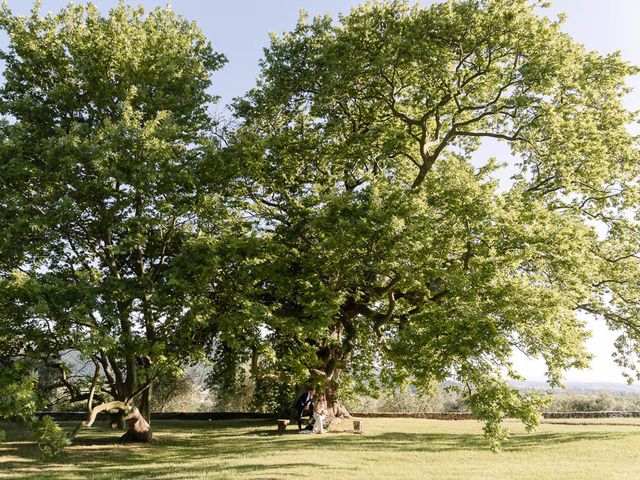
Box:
277 419 290 433
353 420 363 433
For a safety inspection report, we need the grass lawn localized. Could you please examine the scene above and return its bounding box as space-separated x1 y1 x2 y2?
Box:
2 417 640 479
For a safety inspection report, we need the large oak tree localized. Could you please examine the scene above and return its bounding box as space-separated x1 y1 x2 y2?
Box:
232 0 640 445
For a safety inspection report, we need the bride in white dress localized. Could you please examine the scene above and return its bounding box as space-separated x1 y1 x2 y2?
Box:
313 394 328 434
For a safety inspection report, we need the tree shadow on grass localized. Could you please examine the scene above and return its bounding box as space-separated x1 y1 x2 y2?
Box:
72 461 331 480
71 436 140 447
2 420 639 479
61 421 640 456
229 430 632 454
236 423 637 453
321 430 631 453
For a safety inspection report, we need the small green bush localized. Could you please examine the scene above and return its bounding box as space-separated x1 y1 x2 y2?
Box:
30 416 70 460
0 363 68 459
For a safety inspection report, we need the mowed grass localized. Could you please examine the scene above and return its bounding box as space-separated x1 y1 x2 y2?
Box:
2 417 640 480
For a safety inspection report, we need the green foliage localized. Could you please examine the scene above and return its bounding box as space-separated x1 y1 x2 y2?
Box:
545 390 640 412
0 361 37 451
352 388 461 414
0 362 68 458
0 363 39 420
354 387 640 416
150 372 206 413
231 0 640 448
1 0 639 453
548 391 615 412
30 415 70 459
0 0 246 420
251 378 297 416
205 352 296 414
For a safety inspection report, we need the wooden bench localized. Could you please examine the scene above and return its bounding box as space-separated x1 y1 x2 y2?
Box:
277 416 314 433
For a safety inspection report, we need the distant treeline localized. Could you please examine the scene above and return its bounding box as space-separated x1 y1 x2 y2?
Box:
349 389 640 414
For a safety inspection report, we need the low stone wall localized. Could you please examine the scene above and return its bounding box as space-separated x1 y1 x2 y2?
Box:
35 410 640 422
541 411 640 419
354 411 640 420
36 411 276 422
352 412 473 420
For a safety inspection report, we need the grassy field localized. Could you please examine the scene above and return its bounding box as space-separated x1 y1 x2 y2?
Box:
2 417 640 479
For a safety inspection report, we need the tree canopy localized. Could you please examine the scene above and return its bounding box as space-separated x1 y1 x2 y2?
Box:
1 0 639 451
229 0 640 444
0 1 253 441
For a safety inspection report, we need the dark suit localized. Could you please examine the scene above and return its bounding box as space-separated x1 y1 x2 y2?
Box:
295 392 314 430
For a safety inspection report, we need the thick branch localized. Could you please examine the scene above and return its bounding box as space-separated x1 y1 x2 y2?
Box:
68 401 133 441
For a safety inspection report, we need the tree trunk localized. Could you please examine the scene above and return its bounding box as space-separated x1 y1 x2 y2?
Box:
326 400 352 420
323 371 351 423
309 345 353 423
140 384 152 426
119 405 153 442
68 401 153 443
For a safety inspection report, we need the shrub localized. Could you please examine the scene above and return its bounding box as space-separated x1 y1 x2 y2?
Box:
546 391 639 412
31 416 70 460
0 363 68 458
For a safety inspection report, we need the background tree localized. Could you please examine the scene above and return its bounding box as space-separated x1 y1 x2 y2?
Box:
0 1 249 442
150 370 205 413
232 0 639 445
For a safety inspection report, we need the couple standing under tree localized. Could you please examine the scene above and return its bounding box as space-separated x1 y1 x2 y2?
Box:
295 387 327 434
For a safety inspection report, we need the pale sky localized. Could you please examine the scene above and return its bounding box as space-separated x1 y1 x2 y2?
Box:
3 0 640 384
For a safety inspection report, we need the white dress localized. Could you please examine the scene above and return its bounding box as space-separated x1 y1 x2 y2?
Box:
313 401 327 433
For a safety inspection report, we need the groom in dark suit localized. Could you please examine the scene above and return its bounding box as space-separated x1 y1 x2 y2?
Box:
295 387 315 432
